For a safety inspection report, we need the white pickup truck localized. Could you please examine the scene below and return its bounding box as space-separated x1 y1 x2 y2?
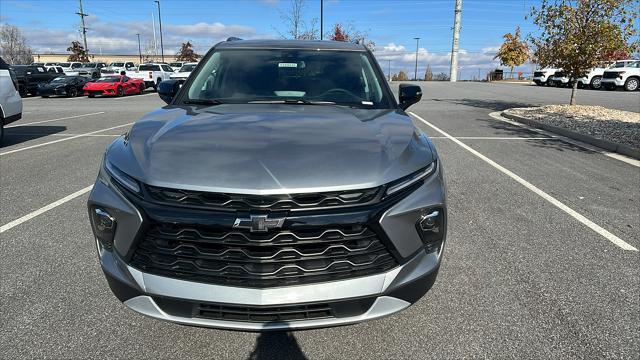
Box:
601 60 640 91
577 60 638 90
532 68 559 86
126 63 174 90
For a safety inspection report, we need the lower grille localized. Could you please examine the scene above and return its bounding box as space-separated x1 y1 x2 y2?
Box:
197 303 333 322
130 222 398 288
533 71 543 77
603 72 619 79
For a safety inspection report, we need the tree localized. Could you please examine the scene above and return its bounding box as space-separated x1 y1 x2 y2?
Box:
277 0 318 40
494 26 529 77
433 72 450 81
67 41 89 62
423 64 433 81
330 23 349 42
391 71 408 81
175 41 199 62
0 24 34 65
529 0 638 105
328 22 375 50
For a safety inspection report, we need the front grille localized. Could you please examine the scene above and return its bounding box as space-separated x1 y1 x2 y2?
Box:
554 71 565 77
197 303 333 322
130 221 398 288
603 72 619 79
146 185 382 211
533 71 543 77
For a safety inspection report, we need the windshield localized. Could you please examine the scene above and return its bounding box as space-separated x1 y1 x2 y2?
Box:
179 64 197 72
169 62 183 67
139 64 160 71
50 77 72 83
83 63 97 68
611 62 631 68
185 49 390 108
110 62 125 67
58 63 71 68
95 77 120 83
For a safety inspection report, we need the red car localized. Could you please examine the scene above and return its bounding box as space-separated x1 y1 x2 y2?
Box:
83 75 145 97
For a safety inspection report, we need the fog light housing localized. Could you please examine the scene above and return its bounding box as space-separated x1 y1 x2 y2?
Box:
90 207 116 249
416 208 445 253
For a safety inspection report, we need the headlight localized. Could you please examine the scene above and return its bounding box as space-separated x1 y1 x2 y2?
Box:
385 161 436 196
105 159 141 194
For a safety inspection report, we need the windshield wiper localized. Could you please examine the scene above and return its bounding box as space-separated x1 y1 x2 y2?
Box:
248 99 336 105
183 99 225 106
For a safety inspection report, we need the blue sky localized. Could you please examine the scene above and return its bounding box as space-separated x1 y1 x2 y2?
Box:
0 0 542 79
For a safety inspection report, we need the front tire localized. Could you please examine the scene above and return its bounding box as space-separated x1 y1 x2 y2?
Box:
68 87 78 97
138 83 145 95
116 86 124 97
624 77 639 91
590 76 602 90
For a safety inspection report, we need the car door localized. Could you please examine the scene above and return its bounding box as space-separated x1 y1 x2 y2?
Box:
121 77 136 94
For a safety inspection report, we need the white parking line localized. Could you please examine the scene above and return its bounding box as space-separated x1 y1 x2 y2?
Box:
488 112 640 168
6 112 105 128
410 112 638 252
6 133 120 137
0 122 132 156
0 185 93 233
113 93 155 100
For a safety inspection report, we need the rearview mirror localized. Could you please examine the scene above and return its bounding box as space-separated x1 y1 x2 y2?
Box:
398 84 422 110
158 79 181 104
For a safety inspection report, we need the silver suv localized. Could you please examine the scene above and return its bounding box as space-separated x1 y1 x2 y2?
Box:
88 39 447 331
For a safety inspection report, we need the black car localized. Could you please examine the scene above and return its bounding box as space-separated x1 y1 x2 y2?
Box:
38 76 88 98
10 64 60 96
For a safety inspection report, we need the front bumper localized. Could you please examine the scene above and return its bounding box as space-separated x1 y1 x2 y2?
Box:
38 87 67 96
601 78 624 86
88 158 447 330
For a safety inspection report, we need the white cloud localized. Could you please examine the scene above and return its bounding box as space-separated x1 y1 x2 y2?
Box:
16 16 260 55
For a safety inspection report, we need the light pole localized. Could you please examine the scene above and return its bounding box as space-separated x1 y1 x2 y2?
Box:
136 33 142 63
413 37 420 81
320 0 324 40
154 0 164 62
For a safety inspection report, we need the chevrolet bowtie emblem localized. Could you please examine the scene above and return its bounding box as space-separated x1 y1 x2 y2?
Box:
233 215 285 232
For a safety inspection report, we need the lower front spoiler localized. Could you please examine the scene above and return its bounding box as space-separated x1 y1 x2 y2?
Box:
101 247 441 331
125 295 410 331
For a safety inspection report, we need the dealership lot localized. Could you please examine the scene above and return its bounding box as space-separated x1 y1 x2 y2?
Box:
1 83 638 359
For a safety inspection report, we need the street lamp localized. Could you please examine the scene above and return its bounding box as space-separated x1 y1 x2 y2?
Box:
154 0 164 62
136 33 142 63
320 0 324 40
413 37 420 81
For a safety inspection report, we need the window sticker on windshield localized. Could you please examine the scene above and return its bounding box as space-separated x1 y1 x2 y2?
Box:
275 91 306 97
361 101 374 105
278 62 298 68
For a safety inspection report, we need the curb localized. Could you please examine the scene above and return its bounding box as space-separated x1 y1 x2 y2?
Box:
501 111 640 160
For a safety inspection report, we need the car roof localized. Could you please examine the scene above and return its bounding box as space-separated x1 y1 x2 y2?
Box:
216 39 367 51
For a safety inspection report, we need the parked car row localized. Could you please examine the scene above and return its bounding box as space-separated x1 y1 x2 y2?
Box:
533 60 640 91
11 61 199 97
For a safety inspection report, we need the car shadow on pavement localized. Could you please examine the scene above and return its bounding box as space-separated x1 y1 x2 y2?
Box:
2 125 67 147
431 98 535 111
477 118 597 154
248 331 308 360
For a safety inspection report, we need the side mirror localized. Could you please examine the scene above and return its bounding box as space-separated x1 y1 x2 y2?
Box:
398 84 422 110
157 79 180 104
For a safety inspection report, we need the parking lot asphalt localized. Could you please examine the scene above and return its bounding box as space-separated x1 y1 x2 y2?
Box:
1 83 638 359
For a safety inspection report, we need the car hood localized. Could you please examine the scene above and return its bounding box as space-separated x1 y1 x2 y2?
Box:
107 104 436 194
170 72 190 78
